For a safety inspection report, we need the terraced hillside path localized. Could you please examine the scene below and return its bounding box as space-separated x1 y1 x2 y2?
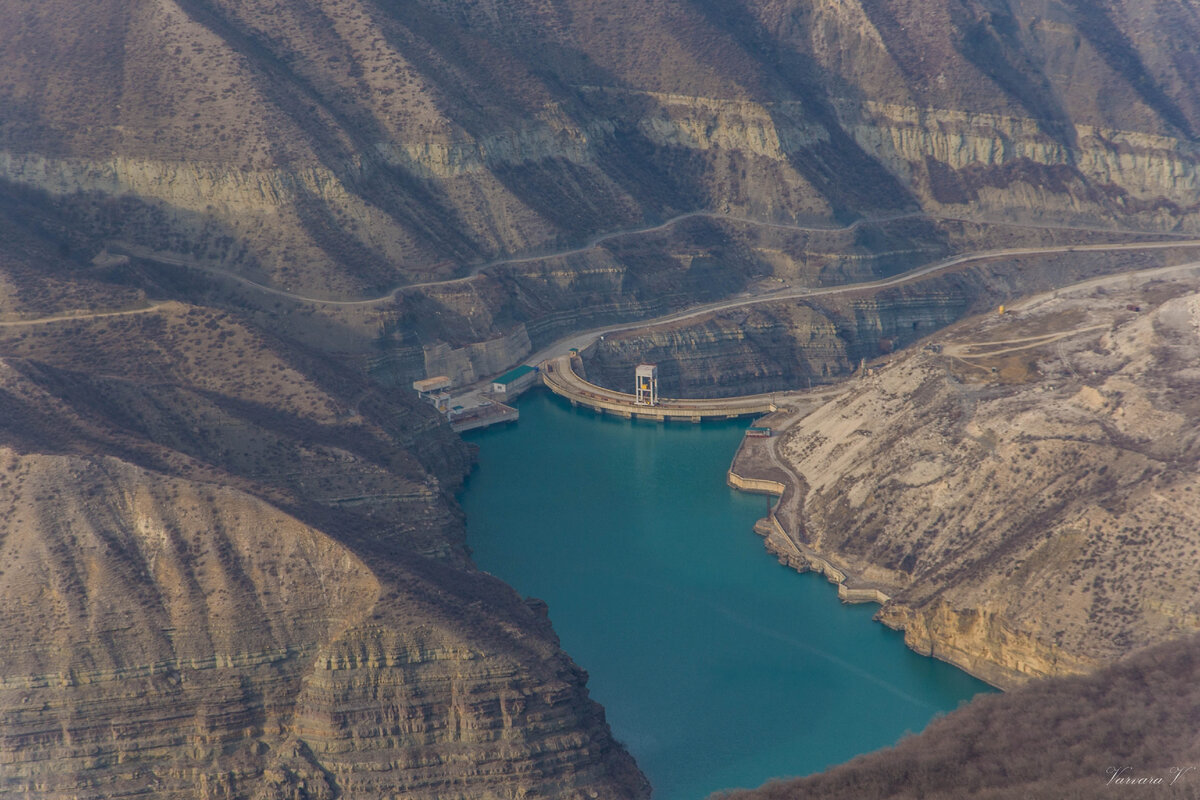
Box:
943 324 1113 361
0 302 168 327
112 209 1200 308
110 210 924 305
521 241 1200 368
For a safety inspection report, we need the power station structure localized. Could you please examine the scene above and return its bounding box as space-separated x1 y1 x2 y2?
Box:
541 354 778 421
412 375 452 412
635 363 658 406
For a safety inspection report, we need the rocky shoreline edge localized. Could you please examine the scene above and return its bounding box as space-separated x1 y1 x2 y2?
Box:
727 423 1024 691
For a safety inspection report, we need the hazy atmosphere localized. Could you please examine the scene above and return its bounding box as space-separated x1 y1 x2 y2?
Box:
1 0 1199 797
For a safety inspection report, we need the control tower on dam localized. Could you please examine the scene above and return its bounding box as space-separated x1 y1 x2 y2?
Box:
540 355 777 422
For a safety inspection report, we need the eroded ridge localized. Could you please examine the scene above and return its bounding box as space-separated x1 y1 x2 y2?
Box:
730 264 1200 688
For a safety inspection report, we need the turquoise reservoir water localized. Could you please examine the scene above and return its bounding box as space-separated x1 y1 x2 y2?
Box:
461 392 992 799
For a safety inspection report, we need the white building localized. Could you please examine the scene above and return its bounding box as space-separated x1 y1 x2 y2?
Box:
635 364 657 406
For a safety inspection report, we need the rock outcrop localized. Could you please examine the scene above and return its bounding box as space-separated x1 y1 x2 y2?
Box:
0 280 647 798
581 243 1200 398
0 445 643 799
4 0 1200 306
581 286 964 397
7 0 1200 795
735 265 1200 687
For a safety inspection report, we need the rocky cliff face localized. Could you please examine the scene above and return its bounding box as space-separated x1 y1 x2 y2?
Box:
0 257 647 798
581 243 1200 398
5 0 1200 403
582 288 966 397
4 0 1200 304
740 266 1200 688
0 445 643 799
6 0 1200 795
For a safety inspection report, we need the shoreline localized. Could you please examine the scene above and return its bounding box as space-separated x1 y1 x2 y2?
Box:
719 260 1200 692
726 434 1012 691
726 469 892 606
462 390 994 798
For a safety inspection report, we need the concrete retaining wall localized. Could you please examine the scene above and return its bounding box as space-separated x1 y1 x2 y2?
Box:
726 470 786 496
543 372 776 421
737 483 894 607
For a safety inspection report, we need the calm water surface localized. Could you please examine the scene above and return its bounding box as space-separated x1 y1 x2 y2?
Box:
461 392 992 799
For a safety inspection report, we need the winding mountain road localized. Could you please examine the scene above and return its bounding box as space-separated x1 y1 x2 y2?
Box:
25 221 1200 365
521 238 1200 367
95 214 1200 410
0 302 168 327
111 210 925 306
111 208 1200 308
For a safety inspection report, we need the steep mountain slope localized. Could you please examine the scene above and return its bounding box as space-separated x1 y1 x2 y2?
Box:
732 265 1200 688
716 632 1200 800
0 246 647 797
4 1 1200 797
2 0 1199 304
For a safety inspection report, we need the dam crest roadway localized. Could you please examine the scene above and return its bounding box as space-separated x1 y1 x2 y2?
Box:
442 255 1200 429
96 212 1200 425
540 354 778 421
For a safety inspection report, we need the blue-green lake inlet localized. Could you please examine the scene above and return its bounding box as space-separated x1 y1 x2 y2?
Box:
461 392 992 799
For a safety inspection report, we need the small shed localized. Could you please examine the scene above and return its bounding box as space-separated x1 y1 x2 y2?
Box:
413 376 451 396
491 364 538 397
413 376 452 410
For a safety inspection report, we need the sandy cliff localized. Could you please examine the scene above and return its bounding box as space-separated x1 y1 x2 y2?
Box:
5 0 1200 304
0 445 643 799
0 275 646 798
582 242 1200 398
6 0 1200 795
734 265 1200 687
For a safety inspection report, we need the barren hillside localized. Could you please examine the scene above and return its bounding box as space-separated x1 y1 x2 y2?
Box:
3 0 1200 378
4 1 1200 797
0 280 647 797
734 263 1200 687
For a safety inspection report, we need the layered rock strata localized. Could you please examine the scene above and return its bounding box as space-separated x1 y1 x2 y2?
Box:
582 244 1200 398
6 0 1200 795
4 0 1200 302
733 266 1200 688
0 285 647 798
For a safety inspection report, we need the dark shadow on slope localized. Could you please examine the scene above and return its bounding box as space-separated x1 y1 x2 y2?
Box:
955 4 1077 149
289 185 395 287
490 157 643 245
169 0 485 280
1062 0 1195 139
364 7 714 248
689 0 922 222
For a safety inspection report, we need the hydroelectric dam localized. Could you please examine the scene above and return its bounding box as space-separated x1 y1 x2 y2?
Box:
540 354 778 422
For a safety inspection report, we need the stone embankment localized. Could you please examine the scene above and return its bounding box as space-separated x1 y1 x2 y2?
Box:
727 453 894 607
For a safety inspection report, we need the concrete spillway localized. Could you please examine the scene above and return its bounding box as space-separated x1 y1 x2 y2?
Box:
540 355 777 421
